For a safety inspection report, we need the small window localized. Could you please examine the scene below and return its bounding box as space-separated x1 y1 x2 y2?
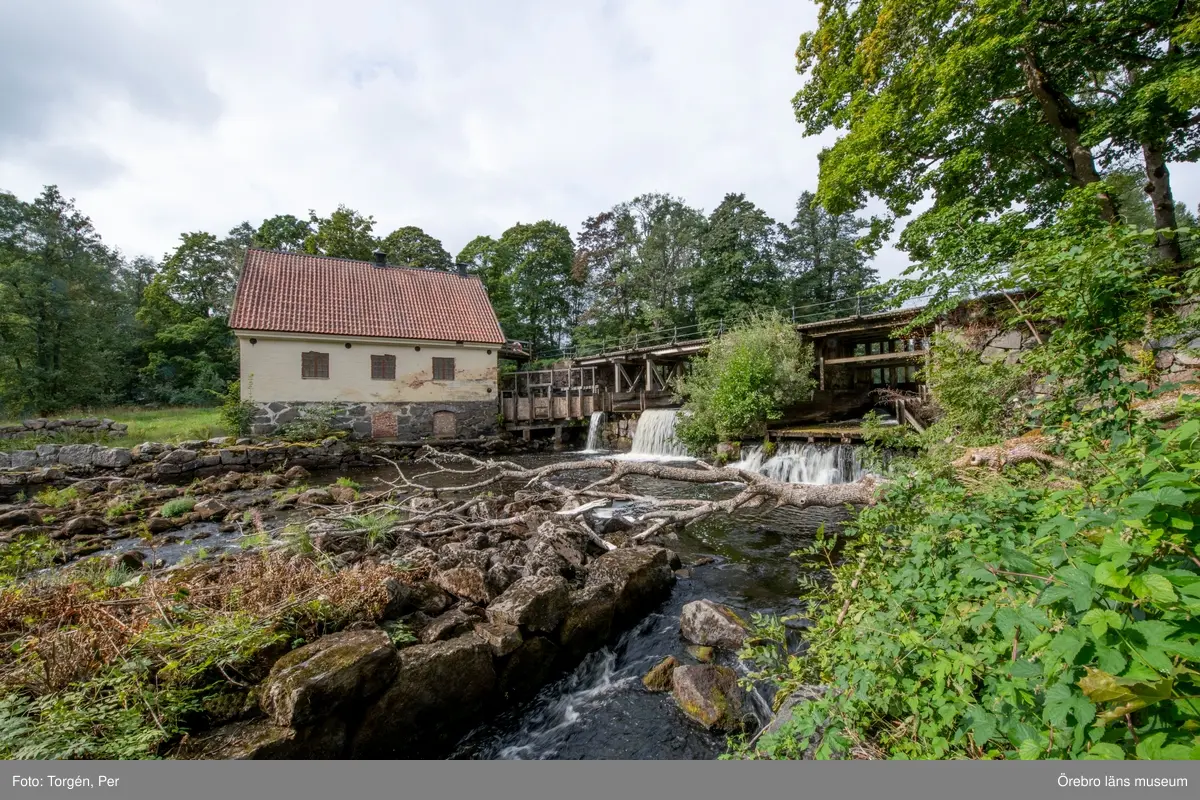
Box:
301 351 329 379
371 354 396 380
432 357 455 381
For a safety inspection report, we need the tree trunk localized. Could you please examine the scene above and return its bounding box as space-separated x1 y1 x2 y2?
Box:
1141 139 1183 264
1019 50 1117 223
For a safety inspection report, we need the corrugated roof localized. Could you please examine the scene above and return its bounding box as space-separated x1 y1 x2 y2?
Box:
230 249 506 344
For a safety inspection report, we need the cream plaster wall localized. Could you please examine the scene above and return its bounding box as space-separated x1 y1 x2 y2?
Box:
237 332 499 403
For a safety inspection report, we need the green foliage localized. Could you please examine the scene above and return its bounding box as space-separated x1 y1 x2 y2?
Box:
216 379 257 438
379 225 452 270
278 404 344 442
925 334 1026 445
0 672 198 759
159 497 196 519
675 311 816 450
334 476 361 490
0 535 61 586
34 486 80 509
745 392 1200 761
303 205 378 261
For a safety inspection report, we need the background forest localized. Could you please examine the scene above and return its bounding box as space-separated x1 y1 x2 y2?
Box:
0 187 878 418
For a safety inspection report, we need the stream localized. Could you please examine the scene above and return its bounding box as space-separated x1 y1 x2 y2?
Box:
445 447 854 760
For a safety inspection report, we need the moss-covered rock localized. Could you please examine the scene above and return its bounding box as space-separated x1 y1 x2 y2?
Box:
642 655 679 692
259 628 398 728
670 664 745 731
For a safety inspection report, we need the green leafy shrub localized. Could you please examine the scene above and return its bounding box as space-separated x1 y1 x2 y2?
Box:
216 379 257 439
159 497 196 518
924 333 1026 444
676 311 816 451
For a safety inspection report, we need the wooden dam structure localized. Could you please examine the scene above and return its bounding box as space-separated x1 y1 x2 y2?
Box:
499 295 938 442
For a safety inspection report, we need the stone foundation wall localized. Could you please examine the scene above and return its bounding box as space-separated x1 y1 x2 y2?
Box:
251 400 498 440
0 417 128 440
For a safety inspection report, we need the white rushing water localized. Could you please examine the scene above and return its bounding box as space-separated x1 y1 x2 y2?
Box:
621 408 691 460
733 442 866 485
581 411 606 453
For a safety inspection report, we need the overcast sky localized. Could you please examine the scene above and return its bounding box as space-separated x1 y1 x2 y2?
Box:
2 1 1198 284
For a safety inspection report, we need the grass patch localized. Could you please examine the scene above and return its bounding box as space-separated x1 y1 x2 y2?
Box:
159 497 196 519
340 512 399 549
334 476 361 491
34 486 80 509
0 406 226 449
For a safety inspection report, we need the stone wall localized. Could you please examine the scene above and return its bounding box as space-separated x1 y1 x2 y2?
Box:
250 400 498 440
0 417 128 440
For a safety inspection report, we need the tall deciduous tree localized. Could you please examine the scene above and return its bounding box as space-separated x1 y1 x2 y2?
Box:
303 205 378 261
496 221 577 351
693 193 783 323
254 214 311 252
456 235 517 338
781 191 877 309
794 0 1199 278
0 187 127 414
380 225 452 270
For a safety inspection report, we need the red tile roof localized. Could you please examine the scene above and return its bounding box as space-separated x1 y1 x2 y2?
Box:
230 249 506 344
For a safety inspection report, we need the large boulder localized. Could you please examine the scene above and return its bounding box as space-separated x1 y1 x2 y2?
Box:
350 633 496 758
193 497 230 521
0 508 43 529
498 636 559 703
585 546 675 622
557 583 616 661
486 575 570 633
679 599 748 650
93 448 133 469
531 521 589 568
259 629 398 728
63 515 107 538
160 448 198 465
418 608 478 644
174 718 345 760
433 565 493 605
473 621 522 657
9 451 37 470
670 665 746 731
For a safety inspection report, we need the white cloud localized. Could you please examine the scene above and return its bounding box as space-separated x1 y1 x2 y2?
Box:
2 0 1196 282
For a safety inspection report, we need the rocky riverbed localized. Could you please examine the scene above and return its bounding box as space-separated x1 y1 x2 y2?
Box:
0 443 845 761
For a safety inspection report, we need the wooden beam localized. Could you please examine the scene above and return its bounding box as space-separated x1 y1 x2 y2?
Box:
823 349 929 366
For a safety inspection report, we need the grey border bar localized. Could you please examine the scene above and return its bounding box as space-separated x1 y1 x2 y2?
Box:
4 760 1198 800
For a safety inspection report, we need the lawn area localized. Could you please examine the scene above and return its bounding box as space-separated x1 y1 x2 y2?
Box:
0 406 227 449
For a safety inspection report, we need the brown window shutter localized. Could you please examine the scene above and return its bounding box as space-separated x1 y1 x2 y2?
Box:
303 351 329 379
371 355 396 380
432 357 455 381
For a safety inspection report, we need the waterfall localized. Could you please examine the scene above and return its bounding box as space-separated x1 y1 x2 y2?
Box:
625 409 690 459
582 411 606 452
733 442 865 484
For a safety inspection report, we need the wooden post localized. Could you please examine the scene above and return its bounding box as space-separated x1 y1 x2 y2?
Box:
819 354 825 391
614 362 621 394
646 358 655 392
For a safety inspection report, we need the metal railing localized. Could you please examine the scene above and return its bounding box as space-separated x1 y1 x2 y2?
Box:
528 291 933 363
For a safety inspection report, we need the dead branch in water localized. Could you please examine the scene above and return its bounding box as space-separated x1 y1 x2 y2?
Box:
301 446 880 550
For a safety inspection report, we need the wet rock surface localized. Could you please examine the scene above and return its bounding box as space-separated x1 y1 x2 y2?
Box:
679 599 749 650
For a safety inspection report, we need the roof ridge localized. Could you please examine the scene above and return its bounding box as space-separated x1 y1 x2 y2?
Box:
245 247 479 279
